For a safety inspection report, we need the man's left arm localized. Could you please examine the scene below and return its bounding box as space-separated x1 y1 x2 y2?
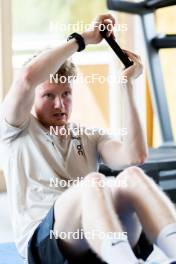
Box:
98 50 148 169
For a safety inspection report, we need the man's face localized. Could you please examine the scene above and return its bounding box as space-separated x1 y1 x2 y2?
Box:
33 80 72 128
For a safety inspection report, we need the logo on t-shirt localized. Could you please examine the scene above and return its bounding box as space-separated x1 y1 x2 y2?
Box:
76 143 85 156
71 133 85 156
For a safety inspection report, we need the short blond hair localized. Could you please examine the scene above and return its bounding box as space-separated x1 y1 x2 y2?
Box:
54 59 77 83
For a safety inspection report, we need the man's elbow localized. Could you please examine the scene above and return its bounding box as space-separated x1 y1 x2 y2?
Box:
130 150 148 165
137 151 148 164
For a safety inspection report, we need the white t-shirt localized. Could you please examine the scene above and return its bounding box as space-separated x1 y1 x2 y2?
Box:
0 114 112 258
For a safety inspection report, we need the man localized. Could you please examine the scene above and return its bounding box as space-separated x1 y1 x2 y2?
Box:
0 13 175 263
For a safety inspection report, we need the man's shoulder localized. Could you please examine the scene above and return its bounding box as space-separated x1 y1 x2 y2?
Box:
69 123 114 146
0 113 34 144
69 123 100 138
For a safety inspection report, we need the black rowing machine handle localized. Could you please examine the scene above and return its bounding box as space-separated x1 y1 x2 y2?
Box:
99 26 133 68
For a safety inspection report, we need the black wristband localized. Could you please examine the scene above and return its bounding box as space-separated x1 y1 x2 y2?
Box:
67 33 86 52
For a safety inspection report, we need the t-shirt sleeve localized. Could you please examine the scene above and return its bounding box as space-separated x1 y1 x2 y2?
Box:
0 106 30 144
87 128 114 163
97 132 114 146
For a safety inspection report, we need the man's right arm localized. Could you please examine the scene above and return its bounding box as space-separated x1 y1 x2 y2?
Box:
2 39 80 127
1 14 115 128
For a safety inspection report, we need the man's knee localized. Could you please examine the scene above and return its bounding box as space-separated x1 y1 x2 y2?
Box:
55 172 106 208
81 172 108 197
84 172 106 185
117 166 154 191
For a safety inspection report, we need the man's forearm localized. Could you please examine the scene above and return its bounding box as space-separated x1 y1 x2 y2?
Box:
121 81 148 163
25 38 80 88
